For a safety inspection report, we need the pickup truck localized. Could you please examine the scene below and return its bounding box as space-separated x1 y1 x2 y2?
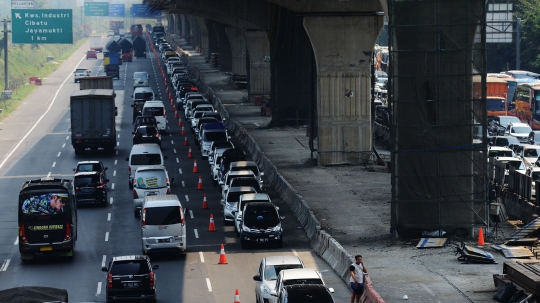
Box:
73 68 90 83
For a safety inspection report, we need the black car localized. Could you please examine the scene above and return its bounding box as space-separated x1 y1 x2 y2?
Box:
133 125 162 147
102 255 159 302
74 160 108 181
74 172 109 205
240 202 283 249
134 115 158 132
488 136 520 147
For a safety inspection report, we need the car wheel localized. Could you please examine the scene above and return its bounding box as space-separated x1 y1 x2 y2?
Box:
129 180 133 189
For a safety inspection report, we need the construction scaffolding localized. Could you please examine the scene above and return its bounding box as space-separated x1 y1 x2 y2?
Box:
388 0 489 237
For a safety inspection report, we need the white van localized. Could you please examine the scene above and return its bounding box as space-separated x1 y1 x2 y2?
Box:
142 101 167 133
125 144 167 189
141 194 186 254
132 165 174 217
133 87 155 102
133 71 150 89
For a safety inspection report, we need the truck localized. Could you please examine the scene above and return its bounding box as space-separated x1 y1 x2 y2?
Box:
70 89 117 155
133 36 147 59
130 24 143 38
79 76 113 90
109 20 124 35
103 52 120 79
473 75 509 118
118 38 133 62
89 35 103 53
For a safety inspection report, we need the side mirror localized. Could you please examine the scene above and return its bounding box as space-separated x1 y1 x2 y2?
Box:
280 216 286 220
152 265 160 270
253 275 262 282
131 104 134 108
101 266 108 272
270 290 277 297
125 157 129 161
275 206 280 211
220 199 225 205
72 168 76 172
260 172 265 176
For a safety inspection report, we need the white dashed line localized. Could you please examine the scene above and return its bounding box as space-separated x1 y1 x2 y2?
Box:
111 183 115 189
117 134 120 138
292 249 299 257
47 172 51 177
169 133 172 137
96 282 102 296
101 255 107 268
66 136 69 140
116 142 119 146
189 209 194 219
116 150 118 155
107 213 111 221
171 140 174 145
173 149 176 154
176 158 179 163
110 197 114 205
421 284 436 297
179 168 182 174
185 195 189 202
0 259 10 271
57 152 61 157
62 143 65 148
194 229 199 238
114 160 117 165
181 181 185 187
199 251 205 263
105 232 109 242
113 170 116 176
13 237 18 245
52 162 56 167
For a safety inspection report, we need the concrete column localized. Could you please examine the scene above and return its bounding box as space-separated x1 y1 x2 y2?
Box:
180 15 187 38
197 17 209 58
176 14 182 36
391 0 483 236
244 30 270 103
168 15 176 35
213 22 232 72
206 19 220 59
225 27 247 75
190 16 201 50
304 16 383 165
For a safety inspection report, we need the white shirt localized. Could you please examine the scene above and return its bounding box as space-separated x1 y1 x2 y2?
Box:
350 262 364 283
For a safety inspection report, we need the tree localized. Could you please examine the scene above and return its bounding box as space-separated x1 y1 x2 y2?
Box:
516 0 540 72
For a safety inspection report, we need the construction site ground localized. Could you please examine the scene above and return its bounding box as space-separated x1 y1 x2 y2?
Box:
181 42 522 303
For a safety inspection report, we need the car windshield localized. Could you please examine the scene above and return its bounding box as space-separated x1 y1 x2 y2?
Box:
143 107 164 116
134 72 148 79
76 69 87 73
231 165 259 175
487 99 505 111
110 261 149 275
135 169 167 189
204 131 227 141
131 154 162 165
512 126 532 133
243 206 279 228
77 163 101 172
145 206 183 225
499 117 521 125
494 137 519 146
226 190 255 203
506 160 525 170
264 264 303 281
134 92 154 100
524 148 540 158
137 127 158 135
74 175 100 186
283 279 324 286
488 150 513 157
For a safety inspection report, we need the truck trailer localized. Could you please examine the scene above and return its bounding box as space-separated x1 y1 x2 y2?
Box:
89 35 103 53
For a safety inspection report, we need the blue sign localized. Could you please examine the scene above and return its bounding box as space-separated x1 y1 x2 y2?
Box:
108 4 125 17
131 4 161 17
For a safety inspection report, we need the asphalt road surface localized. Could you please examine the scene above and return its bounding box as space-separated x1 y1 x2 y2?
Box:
0 36 350 302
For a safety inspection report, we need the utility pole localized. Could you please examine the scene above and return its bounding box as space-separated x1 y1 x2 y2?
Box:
516 18 521 70
2 18 12 108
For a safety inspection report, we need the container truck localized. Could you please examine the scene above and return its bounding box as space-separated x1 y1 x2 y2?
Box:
89 35 103 53
70 89 117 155
103 52 120 79
133 36 147 59
118 38 133 62
79 76 113 90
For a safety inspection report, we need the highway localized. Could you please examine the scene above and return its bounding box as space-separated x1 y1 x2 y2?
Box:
0 37 350 302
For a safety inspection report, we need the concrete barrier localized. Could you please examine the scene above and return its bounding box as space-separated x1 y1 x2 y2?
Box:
190 66 386 302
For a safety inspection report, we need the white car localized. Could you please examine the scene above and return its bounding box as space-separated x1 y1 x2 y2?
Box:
270 268 334 303
518 144 540 166
505 122 532 143
253 256 305 303
73 68 90 83
222 186 257 225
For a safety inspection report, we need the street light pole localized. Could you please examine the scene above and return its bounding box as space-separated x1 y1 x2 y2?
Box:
3 18 8 91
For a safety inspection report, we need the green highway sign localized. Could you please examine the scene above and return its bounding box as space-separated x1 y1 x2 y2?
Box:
11 9 73 44
84 2 109 16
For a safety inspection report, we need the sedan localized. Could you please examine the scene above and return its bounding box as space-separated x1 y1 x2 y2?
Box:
133 125 162 147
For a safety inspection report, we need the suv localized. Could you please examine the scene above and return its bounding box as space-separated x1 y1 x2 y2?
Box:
102 255 159 303
86 50 97 59
239 201 283 249
73 68 90 83
73 160 108 181
505 122 532 143
73 172 109 206
277 284 336 303
234 193 272 236
199 128 229 159
134 115 158 132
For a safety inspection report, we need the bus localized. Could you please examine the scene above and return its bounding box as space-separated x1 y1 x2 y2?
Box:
515 82 540 130
18 178 77 260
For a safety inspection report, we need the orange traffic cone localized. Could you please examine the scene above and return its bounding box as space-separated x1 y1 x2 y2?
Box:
218 243 228 264
170 97 174 106
478 227 485 246
197 175 204 190
179 119 183 127
193 159 199 173
181 126 186 135
208 214 217 232
187 146 193 158
169 92 173 102
184 136 189 146
166 86 169 94
234 289 240 303
174 109 179 119
202 193 209 209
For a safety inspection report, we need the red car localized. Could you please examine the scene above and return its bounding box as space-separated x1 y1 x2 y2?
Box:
86 50 97 59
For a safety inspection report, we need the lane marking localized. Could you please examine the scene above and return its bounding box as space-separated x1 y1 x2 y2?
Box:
176 158 179 163
0 259 10 271
185 195 189 202
292 249 299 257
181 181 185 187
206 278 212 292
62 143 65 148
105 232 109 241
0 56 86 171
113 170 116 177
116 150 118 155
14 237 18 245
52 162 56 167
57 152 61 157
110 197 113 205
179 168 182 174
199 251 205 263
189 209 194 219
101 255 107 268
169 133 172 137
96 282 102 296
421 284 436 297
107 213 111 221
194 229 199 238
171 140 174 145
116 142 119 146
111 183 115 190
117 134 120 138
47 172 51 177
173 148 176 154
114 160 117 165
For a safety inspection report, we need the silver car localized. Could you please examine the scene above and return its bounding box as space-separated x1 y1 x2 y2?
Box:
253 256 305 303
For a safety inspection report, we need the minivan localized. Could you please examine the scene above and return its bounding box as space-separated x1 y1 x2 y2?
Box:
239 201 283 249
141 194 186 254
132 165 174 217
126 144 167 189
133 71 150 89
142 101 167 133
132 87 155 122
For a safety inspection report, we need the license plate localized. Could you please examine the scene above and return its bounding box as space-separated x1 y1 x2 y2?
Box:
124 282 139 289
145 191 159 196
158 238 171 243
40 246 53 251
256 238 268 242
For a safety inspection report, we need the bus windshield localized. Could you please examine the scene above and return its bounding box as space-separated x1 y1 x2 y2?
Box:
535 91 540 120
20 193 69 215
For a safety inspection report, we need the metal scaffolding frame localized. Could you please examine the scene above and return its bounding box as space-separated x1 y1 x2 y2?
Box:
388 0 488 236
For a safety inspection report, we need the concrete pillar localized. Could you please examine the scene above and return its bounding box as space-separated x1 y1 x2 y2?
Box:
176 14 182 36
206 19 220 59
213 22 232 72
304 16 383 165
225 27 247 75
244 30 270 103
168 15 176 35
180 15 187 38
190 16 201 50
391 0 483 236
197 17 209 58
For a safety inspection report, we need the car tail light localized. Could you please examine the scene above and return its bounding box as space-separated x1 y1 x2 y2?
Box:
75 187 80 191
19 225 28 243
142 209 146 227
128 166 131 175
149 272 155 286
97 183 105 189
166 187 171 194
133 189 139 199
107 273 113 288
155 133 159 138
163 109 166 117
64 223 71 241
180 207 185 226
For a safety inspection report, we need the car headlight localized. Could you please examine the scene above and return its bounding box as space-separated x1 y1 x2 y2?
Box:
262 284 272 294
272 223 282 232
225 202 233 211
242 225 250 232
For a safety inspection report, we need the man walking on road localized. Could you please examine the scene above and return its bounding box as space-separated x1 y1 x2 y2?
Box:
350 255 367 303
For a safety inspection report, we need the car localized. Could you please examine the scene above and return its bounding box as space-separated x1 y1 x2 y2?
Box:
73 68 90 83
489 136 521 147
126 144 167 189
505 122 532 143
133 115 158 132
276 284 336 303
141 100 167 133
194 117 219 139
199 127 229 158
239 201 283 249
517 144 540 166
234 193 272 236
221 186 258 225
73 171 109 205
221 171 259 198
253 256 305 303
488 116 522 136
86 49 97 59
133 125 162 147
133 72 150 89
271 268 334 302
487 146 514 158
208 141 234 162
132 165 173 217
74 160 108 181
102 255 159 303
